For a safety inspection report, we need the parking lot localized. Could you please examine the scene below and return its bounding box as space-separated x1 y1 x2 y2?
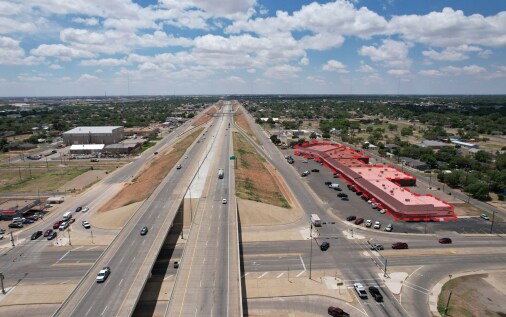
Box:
286 153 506 234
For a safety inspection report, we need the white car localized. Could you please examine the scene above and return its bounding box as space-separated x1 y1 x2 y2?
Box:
82 221 91 229
365 220 372 227
371 203 378 209
373 221 381 230
96 267 111 283
222 198 227 204
480 213 490 220
354 283 368 298
302 160 308 163
81 206 89 212
379 209 387 214
385 224 393 232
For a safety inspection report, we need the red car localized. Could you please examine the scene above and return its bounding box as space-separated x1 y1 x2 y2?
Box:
438 238 452 244
354 218 364 225
392 242 409 249
53 220 62 229
43 229 53 237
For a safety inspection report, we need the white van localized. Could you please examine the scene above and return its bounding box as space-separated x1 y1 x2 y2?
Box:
62 212 72 221
311 214 321 227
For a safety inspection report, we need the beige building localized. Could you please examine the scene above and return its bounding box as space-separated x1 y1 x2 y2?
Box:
63 126 124 145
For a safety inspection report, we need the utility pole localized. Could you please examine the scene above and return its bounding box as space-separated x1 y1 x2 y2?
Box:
309 222 313 280
68 229 72 246
0 272 5 294
91 230 94 244
444 290 453 315
384 258 388 277
10 232 15 247
490 210 496 234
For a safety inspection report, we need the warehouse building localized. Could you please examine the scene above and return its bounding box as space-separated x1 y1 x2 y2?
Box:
63 126 124 145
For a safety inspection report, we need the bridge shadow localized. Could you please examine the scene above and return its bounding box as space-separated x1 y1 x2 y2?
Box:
132 209 183 317
238 210 249 316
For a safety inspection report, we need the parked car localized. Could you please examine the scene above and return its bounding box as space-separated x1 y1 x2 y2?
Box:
340 197 349 201
325 181 332 185
480 213 490 220
346 215 356 221
31 231 43 240
26 215 38 221
96 267 111 283
311 169 320 172
82 221 91 229
369 286 383 302
365 220 372 227
379 209 387 214
320 241 330 251
354 218 364 225
373 221 381 229
328 306 350 317
371 203 378 209
302 160 308 163
47 231 57 240
140 226 148 235
385 224 393 232
392 242 409 249
9 222 23 228
75 206 82 212
59 221 69 231
43 229 53 237
53 220 63 229
337 193 348 198
370 243 384 251
22 218 34 224
354 283 368 298
439 237 452 244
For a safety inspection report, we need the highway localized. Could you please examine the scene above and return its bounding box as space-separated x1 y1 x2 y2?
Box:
166 102 241 317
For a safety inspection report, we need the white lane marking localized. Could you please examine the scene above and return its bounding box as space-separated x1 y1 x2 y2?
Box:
73 246 83 251
101 305 109 316
241 273 249 278
407 265 424 280
131 256 136 263
296 271 305 277
203 257 206 264
163 274 173 281
86 306 93 316
59 280 70 284
258 272 269 279
118 278 124 286
55 250 71 264
87 246 98 251
276 272 285 278
299 254 306 271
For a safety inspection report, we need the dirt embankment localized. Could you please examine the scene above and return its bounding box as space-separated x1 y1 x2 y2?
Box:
193 104 218 126
234 105 258 143
98 128 203 212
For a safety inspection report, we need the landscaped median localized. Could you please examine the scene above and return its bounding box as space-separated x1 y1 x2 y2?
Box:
98 128 203 212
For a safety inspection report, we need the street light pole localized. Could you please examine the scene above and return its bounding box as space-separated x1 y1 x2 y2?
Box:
490 210 496 234
309 222 313 280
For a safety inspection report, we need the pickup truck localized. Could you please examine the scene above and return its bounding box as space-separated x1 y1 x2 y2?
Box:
354 283 368 298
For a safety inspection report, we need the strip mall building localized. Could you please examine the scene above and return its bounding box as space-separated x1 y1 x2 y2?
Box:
294 141 456 221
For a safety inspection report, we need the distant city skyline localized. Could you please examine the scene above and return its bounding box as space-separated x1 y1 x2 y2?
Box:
1 0 506 96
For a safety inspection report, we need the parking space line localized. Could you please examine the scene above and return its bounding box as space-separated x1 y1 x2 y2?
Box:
296 271 305 277
258 272 269 279
276 272 285 278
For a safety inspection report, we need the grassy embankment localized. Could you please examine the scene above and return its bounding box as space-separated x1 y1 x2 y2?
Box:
233 132 289 208
234 106 259 144
0 168 89 192
98 128 203 211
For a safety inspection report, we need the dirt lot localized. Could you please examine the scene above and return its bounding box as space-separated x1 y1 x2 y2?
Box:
238 198 302 227
90 201 143 230
438 272 506 317
58 169 110 192
98 129 203 212
233 132 290 208
0 168 90 192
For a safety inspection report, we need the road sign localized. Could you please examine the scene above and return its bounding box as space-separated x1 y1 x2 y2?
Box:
230 156 236 160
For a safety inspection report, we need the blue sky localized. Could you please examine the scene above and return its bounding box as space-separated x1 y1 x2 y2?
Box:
1 0 505 96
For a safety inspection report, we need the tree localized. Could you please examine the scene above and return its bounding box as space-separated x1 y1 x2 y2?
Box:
270 135 281 145
497 154 506 170
322 132 331 139
388 124 398 131
309 132 317 139
464 182 490 201
474 150 493 163
400 127 413 136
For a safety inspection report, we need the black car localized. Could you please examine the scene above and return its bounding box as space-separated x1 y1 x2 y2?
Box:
346 215 356 221
75 206 82 212
320 242 330 251
174 261 179 268
31 231 43 240
325 181 332 185
337 193 348 198
328 306 349 317
9 222 23 228
47 231 57 240
392 242 409 249
22 218 34 224
311 169 320 172
341 197 349 201
438 237 452 244
368 286 383 302
140 226 149 236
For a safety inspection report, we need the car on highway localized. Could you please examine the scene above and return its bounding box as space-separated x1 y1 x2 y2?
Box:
438 237 452 244
327 306 350 317
480 213 490 220
75 206 82 212
154 151 158 155
354 218 364 225
53 220 63 229
346 215 356 221
82 221 91 229
43 229 53 237
370 243 384 251
140 226 148 235
31 231 43 240
8 222 23 228
174 261 179 268
353 283 368 298
392 242 409 249
373 221 381 229
368 286 383 302
82 206 89 212
90 158 99 162
320 241 330 251
385 224 393 232
222 198 228 204
96 267 111 283
365 220 372 227
47 231 57 240
176 164 182 169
